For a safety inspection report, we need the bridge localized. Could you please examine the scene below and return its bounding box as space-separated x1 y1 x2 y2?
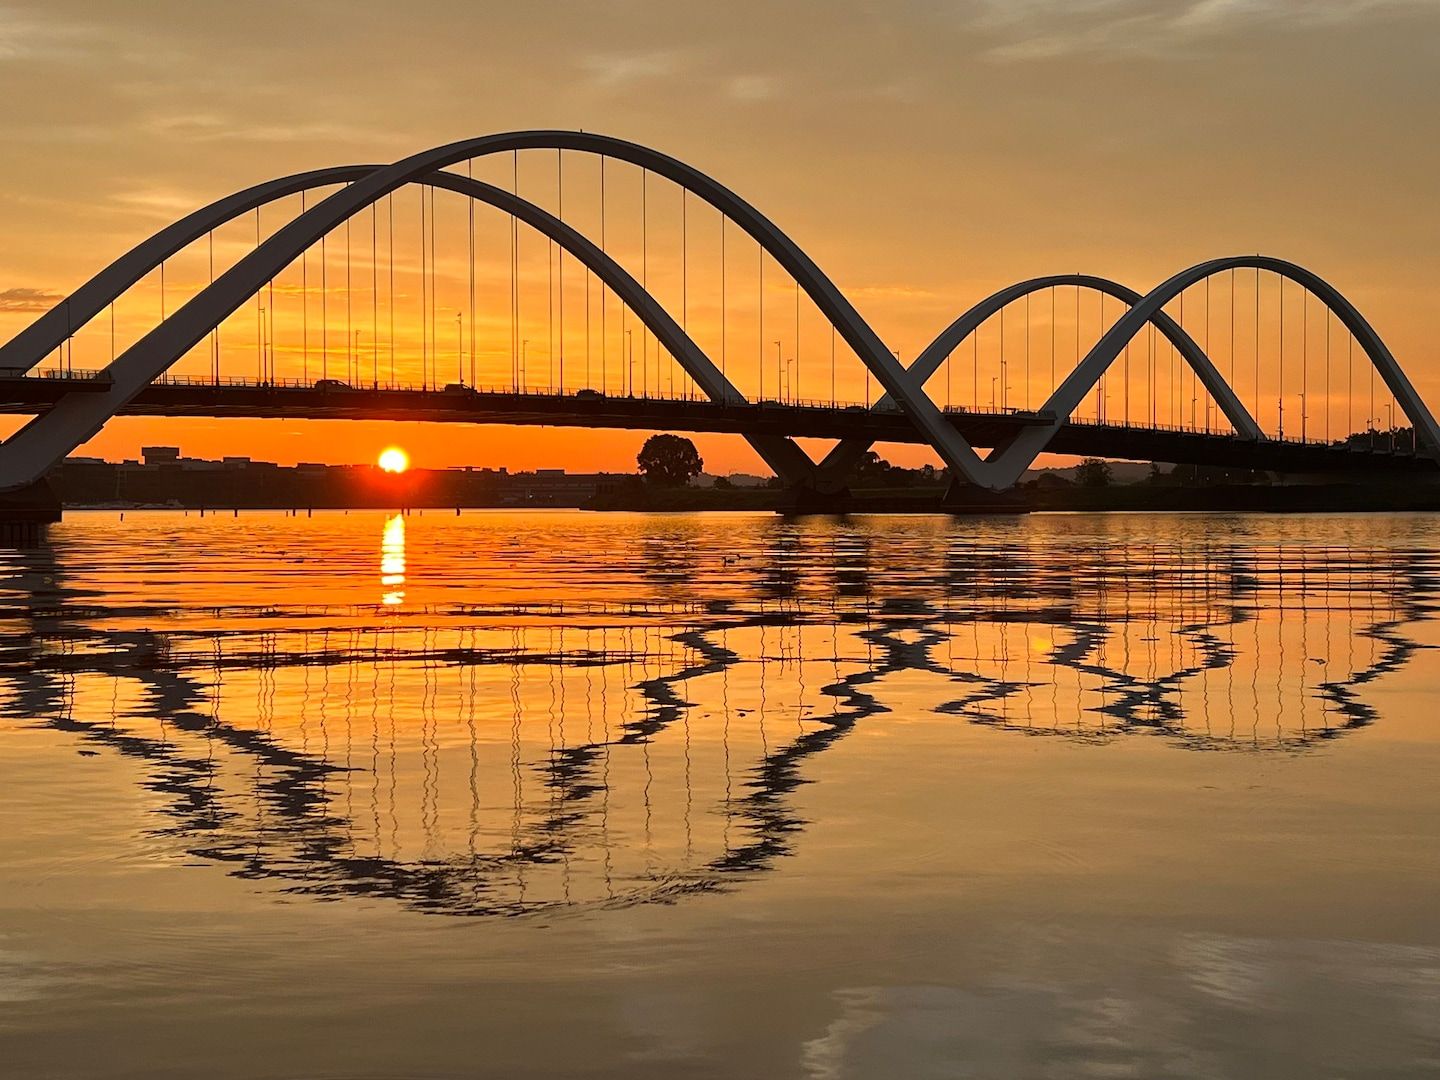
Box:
1 371 1427 477
1 129 1437 524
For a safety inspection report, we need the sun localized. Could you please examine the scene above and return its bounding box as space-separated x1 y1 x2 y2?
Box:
377 447 410 474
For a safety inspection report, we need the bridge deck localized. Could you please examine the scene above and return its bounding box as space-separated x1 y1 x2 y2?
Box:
0 375 1431 476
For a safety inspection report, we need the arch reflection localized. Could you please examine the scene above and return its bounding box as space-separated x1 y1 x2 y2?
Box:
0 515 1435 917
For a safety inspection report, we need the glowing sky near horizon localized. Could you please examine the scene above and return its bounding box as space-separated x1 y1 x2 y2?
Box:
1 0 1436 473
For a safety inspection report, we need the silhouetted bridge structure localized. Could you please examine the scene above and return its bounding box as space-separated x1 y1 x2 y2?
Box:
2 128 1437 526
1 371 1431 478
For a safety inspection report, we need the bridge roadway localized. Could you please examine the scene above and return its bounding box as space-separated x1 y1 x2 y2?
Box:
0 372 1433 477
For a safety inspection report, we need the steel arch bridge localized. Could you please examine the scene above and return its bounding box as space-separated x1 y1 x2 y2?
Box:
2 130 1436 502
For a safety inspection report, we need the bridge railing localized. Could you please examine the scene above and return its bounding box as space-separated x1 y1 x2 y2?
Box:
0 365 112 383
3 368 1419 455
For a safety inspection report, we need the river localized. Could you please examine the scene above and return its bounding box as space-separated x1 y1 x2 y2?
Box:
2 510 1437 1078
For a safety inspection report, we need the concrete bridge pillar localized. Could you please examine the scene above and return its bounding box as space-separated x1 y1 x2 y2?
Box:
940 477 1028 514
783 483 854 514
0 478 62 545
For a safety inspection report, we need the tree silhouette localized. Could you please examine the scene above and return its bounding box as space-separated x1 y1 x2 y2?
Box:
637 434 704 487
1075 458 1113 488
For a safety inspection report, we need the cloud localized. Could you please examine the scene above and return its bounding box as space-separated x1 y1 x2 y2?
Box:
0 287 62 313
579 50 683 89
109 187 210 222
798 935 1440 1076
970 0 1436 61
725 74 782 102
138 113 400 146
578 48 792 106
0 5 100 63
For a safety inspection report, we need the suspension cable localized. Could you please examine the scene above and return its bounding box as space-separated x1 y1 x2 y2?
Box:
1302 289 1309 441
209 228 217 381
641 167 648 397
301 191 307 383
389 193 395 386
321 207 328 382
346 210 353 386
419 186 427 389
468 158 475 387
600 155 606 394
372 201 379 388
720 212 726 385
557 148 563 393
1278 273 1285 438
681 187 688 397
511 151 519 390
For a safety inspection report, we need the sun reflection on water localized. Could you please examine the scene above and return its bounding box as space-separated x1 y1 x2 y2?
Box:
380 513 405 605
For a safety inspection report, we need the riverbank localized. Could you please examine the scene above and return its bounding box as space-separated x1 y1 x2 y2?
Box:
586 482 1440 514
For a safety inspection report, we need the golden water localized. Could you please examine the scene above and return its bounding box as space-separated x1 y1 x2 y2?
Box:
2 511 1437 1077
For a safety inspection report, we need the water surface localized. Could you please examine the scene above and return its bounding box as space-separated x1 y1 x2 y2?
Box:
2 511 1438 1078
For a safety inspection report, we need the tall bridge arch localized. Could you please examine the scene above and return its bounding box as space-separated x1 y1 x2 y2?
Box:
1 132 1435 498
819 273 1266 486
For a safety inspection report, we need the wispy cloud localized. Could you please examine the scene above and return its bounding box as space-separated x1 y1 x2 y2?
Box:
579 48 791 106
847 283 946 302
139 112 400 146
0 287 62 312
0 5 100 63
725 74 782 103
579 50 683 89
109 187 210 221
972 0 1435 61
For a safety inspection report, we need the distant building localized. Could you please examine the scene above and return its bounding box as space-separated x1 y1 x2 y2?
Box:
504 470 625 506
725 473 771 488
48 449 627 510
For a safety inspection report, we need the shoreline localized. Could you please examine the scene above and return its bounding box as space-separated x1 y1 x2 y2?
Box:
49 482 1440 516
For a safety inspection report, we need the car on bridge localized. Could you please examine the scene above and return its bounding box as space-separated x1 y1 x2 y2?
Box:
575 388 605 400
442 383 477 395
314 378 351 392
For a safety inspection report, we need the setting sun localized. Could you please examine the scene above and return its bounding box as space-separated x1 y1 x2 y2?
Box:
377 447 410 474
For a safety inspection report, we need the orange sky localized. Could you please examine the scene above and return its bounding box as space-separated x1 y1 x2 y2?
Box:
2 0 1437 475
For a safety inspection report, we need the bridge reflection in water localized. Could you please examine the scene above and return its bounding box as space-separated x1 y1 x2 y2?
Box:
0 513 1433 917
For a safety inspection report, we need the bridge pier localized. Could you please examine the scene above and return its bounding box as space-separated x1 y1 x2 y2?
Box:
783 484 853 514
941 477 1028 514
0 479 62 545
